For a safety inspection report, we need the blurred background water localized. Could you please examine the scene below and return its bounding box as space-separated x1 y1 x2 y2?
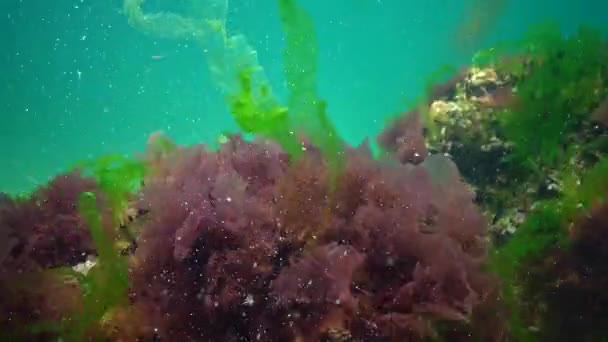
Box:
1 0 606 195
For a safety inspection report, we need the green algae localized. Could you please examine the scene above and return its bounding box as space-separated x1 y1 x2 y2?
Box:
227 66 302 157
490 156 608 340
79 155 146 226
27 191 130 341
220 0 347 181
60 191 129 341
276 0 345 181
475 23 607 170
122 0 346 176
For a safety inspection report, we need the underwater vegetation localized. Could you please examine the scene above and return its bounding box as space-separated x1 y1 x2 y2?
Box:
492 157 608 341
0 132 498 341
381 20 608 341
129 133 495 340
2 0 608 341
0 156 143 341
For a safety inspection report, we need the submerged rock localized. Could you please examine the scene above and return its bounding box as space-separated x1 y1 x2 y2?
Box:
379 60 608 239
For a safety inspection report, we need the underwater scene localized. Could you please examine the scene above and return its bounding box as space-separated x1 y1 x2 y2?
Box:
2 0 608 341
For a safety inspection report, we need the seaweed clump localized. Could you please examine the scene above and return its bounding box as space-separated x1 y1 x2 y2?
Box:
378 23 608 239
494 23 608 168
0 173 98 273
377 22 608 340
122 132 497 341
490 157 608 341
0 0 504 340
0 132 499 341
0 172 98 339
0 156 145 340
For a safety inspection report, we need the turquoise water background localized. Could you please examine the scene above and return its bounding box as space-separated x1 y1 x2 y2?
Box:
1 0 606 195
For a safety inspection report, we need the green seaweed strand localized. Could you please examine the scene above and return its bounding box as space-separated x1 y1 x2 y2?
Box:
82 155 147 226
60 192 130 341
24 175 136 341
26 191 130 341
276 0 345 182
228 66 303 157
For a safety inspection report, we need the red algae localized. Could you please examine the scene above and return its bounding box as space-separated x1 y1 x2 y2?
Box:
122 134 495 340
0 133 498 341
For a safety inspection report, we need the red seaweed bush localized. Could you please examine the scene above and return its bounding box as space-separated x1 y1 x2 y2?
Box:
0 172 99 337
0 133 498 341
128 135 290 339
377 110 429 164
0 172 98 275
126 133 496 341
